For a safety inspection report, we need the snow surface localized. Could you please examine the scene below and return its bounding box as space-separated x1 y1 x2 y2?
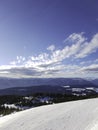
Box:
1 98 98 130
2 104 19 109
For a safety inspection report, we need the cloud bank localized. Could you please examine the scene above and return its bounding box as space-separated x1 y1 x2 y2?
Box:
0 33 98 78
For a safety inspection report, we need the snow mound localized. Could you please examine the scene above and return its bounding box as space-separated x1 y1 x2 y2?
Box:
0 98 98 130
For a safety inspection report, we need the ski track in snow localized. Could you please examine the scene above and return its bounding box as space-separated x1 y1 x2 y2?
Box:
0 98 98 130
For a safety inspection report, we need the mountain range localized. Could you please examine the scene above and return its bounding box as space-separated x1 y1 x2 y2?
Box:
0 78 98 95
0 78 97 89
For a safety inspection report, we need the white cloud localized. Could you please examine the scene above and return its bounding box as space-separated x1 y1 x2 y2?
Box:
65 33 98 59
47 45 55 51
11 56 26 65
10 61 17 65
54 33 86 61
81 64 98 72
0 33 98 78
75 34 98 58
0 71 9 74
66 32 86 43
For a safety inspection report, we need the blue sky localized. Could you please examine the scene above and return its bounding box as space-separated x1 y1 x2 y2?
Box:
0 0 98 78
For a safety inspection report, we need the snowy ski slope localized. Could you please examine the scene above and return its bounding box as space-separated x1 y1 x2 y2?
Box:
0 98 98 130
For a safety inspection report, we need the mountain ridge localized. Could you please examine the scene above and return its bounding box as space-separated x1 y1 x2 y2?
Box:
0 78 96 89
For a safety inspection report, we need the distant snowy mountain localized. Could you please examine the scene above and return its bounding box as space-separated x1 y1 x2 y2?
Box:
0 98 98 130
0 78 95 89
0 77 97 95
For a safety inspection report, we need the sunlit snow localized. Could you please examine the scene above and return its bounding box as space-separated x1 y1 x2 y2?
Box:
0 99 98 130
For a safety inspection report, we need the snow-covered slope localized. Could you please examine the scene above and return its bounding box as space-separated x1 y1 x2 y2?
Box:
0 99 98 130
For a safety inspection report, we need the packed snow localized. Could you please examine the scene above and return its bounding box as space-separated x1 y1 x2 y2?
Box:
0 98 98 130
